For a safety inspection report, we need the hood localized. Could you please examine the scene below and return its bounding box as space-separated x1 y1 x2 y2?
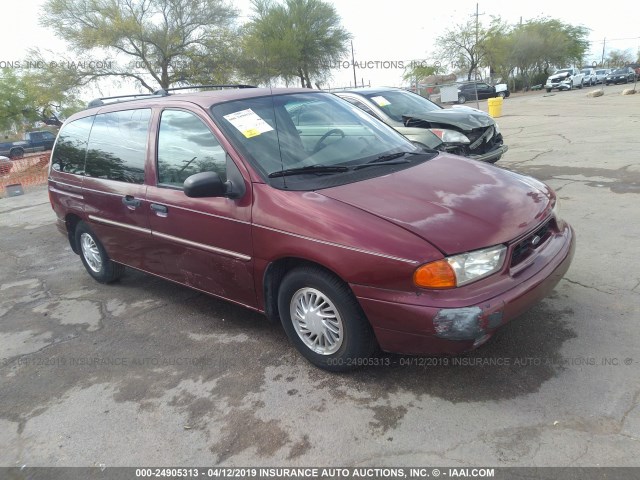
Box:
402 109 494 131
320 155 553 255
549 72 571 81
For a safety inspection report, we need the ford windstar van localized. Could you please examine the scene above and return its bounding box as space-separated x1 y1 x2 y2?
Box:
48 86 575 371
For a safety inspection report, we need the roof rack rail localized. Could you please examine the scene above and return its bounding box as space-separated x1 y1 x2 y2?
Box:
86 93 165 109
153 84 257 95
86 85 257 109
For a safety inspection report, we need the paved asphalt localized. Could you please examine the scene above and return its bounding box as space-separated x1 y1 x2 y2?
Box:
0 84 639 467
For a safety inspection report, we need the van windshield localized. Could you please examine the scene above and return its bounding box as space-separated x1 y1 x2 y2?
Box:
211 92 432 189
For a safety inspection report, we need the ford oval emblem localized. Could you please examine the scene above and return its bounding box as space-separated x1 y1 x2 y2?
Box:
531 235 542 247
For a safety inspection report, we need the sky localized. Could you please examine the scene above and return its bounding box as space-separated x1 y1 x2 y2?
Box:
1 0 638 96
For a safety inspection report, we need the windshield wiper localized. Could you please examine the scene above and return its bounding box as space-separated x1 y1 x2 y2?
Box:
268 164 350 178
353 151 424 170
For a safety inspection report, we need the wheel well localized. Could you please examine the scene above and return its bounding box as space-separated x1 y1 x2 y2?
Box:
65 214 83 254
262 257 345 324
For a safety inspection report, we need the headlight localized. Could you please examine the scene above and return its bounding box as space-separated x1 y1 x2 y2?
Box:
494 122 501 134
414 245 507 289
428 128 470 144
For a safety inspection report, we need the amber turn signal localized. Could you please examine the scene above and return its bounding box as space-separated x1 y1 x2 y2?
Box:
413 260 457 289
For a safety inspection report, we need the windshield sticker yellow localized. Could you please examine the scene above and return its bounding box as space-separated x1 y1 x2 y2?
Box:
371 96 391 107
224 109 274 138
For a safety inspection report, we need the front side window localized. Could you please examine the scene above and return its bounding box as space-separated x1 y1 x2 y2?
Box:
157 109 227 187
85 109 150 184
51 116 94 174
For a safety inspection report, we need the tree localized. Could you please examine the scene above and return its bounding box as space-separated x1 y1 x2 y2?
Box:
606 49 633 67
483 18 590 90
435 17 507 81
0 69 82 132
241 0 351 88
401 62 443 83
42 0 240 91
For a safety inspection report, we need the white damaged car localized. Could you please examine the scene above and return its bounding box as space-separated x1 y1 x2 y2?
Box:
545 68 585 92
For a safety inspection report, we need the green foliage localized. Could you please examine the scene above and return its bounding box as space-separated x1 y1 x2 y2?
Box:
0 69 82 132
402 62 443 83
483 17 590 90
241 0 351 88
42 0 240 91
435 17 507 81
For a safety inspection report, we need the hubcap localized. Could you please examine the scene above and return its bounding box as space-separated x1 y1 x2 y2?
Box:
290 287 344 355
80 233 102 273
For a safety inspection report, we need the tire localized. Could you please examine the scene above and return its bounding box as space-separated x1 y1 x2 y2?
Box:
546 88 552 93
568 80 573 91
9 147 24 160
497 91 506 98
457 94 467 104
74 221 125 283
277 266 377 371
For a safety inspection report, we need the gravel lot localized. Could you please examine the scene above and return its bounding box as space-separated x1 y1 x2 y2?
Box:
1 85 639 467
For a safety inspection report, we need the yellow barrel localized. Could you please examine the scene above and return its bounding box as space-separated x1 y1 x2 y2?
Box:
488 96 503 118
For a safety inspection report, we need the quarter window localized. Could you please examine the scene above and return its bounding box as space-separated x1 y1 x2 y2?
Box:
85 109 150 184
51 116 94 174
157 110 227 187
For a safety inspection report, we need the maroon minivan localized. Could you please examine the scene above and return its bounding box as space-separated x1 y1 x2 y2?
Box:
48 87 575 371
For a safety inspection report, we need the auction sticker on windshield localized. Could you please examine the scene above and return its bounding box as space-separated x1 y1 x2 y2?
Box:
371 96 391 107
223 109 274 138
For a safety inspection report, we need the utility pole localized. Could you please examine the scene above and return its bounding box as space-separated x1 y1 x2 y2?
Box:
601 38 606 67
351 40 357 88
471 3 484 109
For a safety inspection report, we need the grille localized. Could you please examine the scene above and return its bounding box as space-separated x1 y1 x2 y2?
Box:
511 219 553 267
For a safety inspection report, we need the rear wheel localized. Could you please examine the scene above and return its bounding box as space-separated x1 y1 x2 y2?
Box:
578 80 584 89
457 94 467 104
278 266 377 371
75 221 125 283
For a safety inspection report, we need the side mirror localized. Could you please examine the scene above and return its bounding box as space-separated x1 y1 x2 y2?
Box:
183 172 227 198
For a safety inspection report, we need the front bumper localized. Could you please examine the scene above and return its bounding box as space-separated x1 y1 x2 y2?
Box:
353 223 575 355
468 144 508 164
545 80 572 90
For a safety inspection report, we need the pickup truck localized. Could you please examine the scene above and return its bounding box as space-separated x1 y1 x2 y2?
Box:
545 68 585 92
456 81 510 104
0 130 57 159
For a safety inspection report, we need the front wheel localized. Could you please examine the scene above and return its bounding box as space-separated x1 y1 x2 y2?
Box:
277 266 377 371
497 91 506 98
577 80 584 89
457 94 467 104
546 88 552 93
9 147 24 160
75 221 125 283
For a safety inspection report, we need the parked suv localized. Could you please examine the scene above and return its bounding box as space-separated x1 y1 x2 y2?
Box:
580 68 597 86
48 86 575 371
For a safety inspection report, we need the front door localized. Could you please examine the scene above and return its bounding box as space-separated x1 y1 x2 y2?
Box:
145 108 256 308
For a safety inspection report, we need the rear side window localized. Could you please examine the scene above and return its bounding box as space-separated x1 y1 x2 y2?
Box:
85 109 151 184
51 116 94 174
157 109 227 187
